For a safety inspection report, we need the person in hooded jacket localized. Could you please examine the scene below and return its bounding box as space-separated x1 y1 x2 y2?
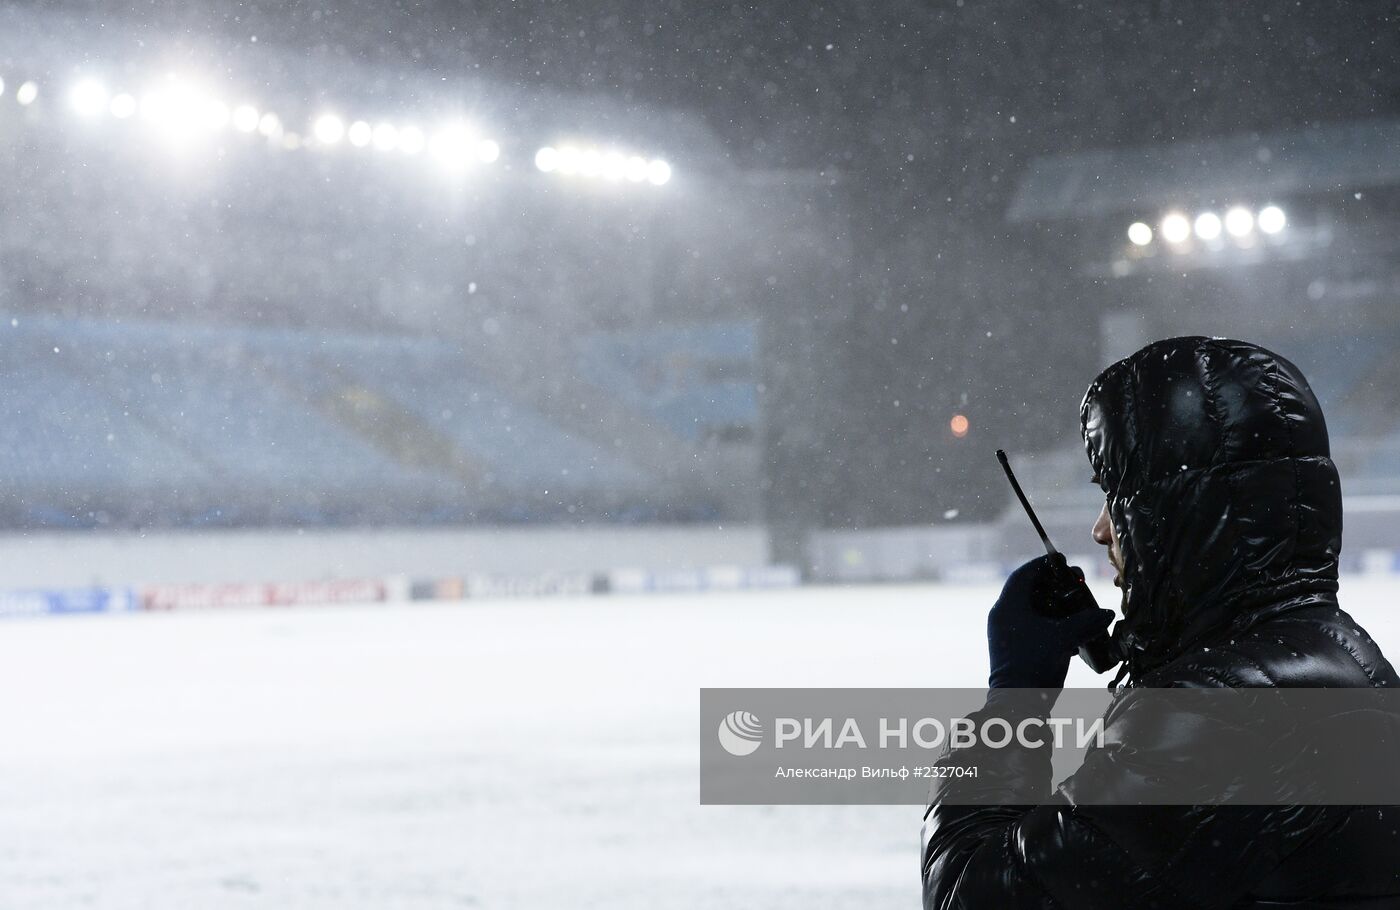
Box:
921 337 1400 909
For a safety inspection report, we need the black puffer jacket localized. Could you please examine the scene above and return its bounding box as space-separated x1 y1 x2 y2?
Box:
921 337 1400 909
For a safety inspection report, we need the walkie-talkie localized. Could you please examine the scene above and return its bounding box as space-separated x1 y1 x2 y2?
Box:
996 449 1121 675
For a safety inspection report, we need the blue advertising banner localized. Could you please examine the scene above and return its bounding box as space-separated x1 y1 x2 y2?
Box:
0 587 136 618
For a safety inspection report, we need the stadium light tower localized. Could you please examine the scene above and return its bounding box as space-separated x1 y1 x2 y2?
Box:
17 59 641 185
537 143 670 185
430 123 470 166
109 93 137 119
69 79 108 117
1194 212 1222 241
313 114 345 145
555 146 580 175
232 104 260 133
1224 207 1254 237
398 126 425 155
1160 212 1191 245
203 99 230 130
372 122 398 152
601 152 627 180
647 159 672 186
138 79 229 144
1258 205 1287 234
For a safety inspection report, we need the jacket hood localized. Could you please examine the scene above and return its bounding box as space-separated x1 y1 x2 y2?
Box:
1079 336 1341 677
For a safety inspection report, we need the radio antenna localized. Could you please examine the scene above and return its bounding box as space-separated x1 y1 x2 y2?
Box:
996 449 1057 556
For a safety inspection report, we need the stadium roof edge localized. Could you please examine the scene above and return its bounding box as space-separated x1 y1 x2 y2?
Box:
1007 117 1400 223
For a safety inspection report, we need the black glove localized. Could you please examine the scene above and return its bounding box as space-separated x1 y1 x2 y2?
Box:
987 554 1115 689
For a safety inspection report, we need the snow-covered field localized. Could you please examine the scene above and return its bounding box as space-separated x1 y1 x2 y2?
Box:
2 577 1398 909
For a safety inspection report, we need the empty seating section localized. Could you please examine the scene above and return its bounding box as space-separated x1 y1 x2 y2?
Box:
0 315 693 527
1257 332 1389 438
574 322 758 441
1255 332 1400 482
9 317 1400 528
309 335 646 492
0 326 204 492
59 321 425 493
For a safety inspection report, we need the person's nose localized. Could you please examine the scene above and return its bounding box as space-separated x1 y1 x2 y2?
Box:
1092 501 1112 546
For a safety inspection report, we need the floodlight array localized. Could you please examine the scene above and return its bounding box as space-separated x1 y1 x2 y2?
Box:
534 145 672 186
0 72 676 189
1127 205 1286 251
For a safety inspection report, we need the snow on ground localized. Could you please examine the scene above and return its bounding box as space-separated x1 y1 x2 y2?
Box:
0 577 1397 909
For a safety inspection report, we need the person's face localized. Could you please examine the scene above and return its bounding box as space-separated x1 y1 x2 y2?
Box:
1092 497 1125 589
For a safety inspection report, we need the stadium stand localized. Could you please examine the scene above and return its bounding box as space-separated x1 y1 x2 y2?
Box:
0 315 758 529
573 321 759 443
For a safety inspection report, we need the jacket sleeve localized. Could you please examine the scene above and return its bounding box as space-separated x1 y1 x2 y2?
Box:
920 688 1325 910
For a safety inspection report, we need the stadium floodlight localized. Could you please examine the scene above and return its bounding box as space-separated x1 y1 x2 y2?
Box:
1160 212 1191 244
16 80 37 106
313 114 345 144
1224 206 1254 238
579 148 603 177
555 145 581 175
647 158 672 186
429 123 470 165
1127 221 1153 246
232 104 259 133
1194 211 1222 241
1258 205 1286 234
372 122 398 152
139 87 185 136
476 139 500 163
625 156 648 182
282 131 303 150
318 114 348 145
109 93 137 119
202 99 230 130
534 146 559 172
347 120 372 147
138 80 226 142
601 152 627 180
257 112 282 137
0 76 4 97
69 79 108 117
398 125 425 155
138 90 162 120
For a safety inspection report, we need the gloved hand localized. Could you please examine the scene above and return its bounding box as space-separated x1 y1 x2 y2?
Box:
987 554 1115 689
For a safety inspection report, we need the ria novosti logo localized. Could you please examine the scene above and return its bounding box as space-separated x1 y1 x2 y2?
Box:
714 709 1106 756
717 710 764 756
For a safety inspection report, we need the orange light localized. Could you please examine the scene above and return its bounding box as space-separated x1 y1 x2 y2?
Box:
950 414 969 438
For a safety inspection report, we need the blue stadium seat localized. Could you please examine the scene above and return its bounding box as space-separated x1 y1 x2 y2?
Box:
311 335 647 492
574 321 759 441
